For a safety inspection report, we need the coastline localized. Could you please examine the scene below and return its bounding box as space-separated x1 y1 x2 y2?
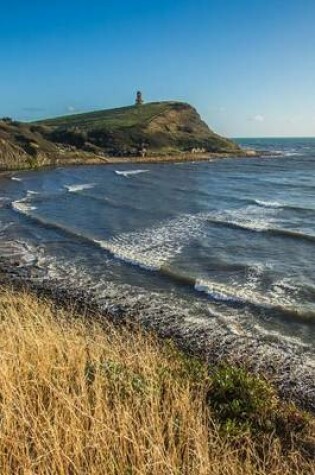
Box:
2 144 313 413
1 260 315 414
0 149 260 174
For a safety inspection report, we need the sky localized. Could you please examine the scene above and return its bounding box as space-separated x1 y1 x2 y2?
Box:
1 0 315 137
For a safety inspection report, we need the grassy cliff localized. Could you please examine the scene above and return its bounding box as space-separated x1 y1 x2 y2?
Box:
0 102 242 171
37 101 241 155
0 288 313 474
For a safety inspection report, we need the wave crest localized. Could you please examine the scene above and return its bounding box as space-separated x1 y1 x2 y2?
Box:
115 170 148 178
12 200 37 213
254 199 283 208
65 183 95 192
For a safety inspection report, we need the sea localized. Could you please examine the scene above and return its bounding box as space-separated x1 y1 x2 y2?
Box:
0 138 314 361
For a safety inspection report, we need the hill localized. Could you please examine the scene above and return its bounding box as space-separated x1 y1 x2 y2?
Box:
36 101 241 156
0 101 243 171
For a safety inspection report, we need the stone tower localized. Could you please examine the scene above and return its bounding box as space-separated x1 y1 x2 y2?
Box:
135 91 143 106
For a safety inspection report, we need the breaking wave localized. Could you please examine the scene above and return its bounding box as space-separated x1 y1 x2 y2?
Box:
254 199 283 208
206 206 315 243
194 277 315 323
11 200 37 213
253 199 314 213
95 213 206 270
115 170 149 178
208 217 315 243
65 183 96 192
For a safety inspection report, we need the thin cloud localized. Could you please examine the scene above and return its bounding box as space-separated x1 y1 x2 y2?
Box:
249 114 265 122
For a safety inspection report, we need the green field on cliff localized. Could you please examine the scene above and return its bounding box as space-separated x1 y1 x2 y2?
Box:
0 101 241 172
36 101 240 154
37 101 178 130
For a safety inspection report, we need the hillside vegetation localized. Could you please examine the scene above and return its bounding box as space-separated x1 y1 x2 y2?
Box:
0 101 243 171
0 288 313 474
37 101 241 155
0 118 105 171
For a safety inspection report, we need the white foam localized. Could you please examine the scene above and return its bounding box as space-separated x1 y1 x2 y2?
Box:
254 199 283 209
207 205 279 232
11 200 37 214
0 240 37 266
11 176 22 182
115 170 149 178
195 279 245 304
252 322 309 348
196 264 267 307
194 269 310 320
65 183 95 192
268 149 299 158
283 151 300 157
95 213 206 271
26 190 39 197
95 240 160 270
195 277 269 309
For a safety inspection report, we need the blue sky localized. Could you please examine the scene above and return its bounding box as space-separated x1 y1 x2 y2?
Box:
1 0 315 137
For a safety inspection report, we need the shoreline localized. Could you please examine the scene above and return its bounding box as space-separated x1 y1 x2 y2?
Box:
1 285 314 473
2 145 313 413
1 260 315 414
0 149 261 175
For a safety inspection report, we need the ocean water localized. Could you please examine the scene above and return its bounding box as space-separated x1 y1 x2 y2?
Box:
0 138 314 351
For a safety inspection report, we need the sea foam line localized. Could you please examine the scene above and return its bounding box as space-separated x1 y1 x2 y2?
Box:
194 276 315 323
65 183 96 192
95 213 207 271
254 199 283 209
11 200 37 213
115 170 149 178
207 217 315 243
206 205 315 242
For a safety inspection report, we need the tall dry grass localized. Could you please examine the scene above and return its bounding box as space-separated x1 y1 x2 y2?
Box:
0 288 313 474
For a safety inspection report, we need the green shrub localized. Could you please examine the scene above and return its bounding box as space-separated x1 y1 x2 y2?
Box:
207 365 277 436
207 365 309 442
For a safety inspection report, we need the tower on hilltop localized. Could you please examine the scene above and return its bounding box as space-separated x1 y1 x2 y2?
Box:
135 91 143 106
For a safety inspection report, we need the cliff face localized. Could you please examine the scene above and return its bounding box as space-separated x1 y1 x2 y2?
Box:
0 119 59 170
0 102 241 170
142 102 239 153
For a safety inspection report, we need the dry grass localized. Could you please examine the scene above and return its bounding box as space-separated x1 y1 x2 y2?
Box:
0 289 313 474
